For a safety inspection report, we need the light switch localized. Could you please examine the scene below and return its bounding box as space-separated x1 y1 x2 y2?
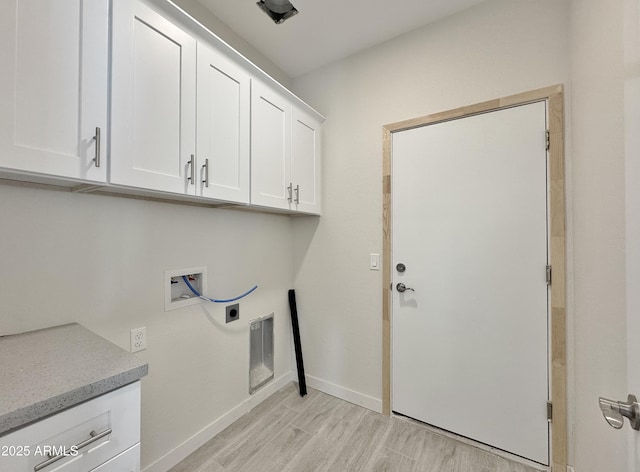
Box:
370 253 380 270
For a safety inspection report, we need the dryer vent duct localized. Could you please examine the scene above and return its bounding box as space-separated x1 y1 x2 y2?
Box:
257 0 298 24
249 314 274 394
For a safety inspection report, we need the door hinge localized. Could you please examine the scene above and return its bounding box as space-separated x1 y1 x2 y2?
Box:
547 401 553 421
546 265 552 286
545 129 550 151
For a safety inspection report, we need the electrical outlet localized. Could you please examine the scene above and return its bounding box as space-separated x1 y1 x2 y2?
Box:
567 466 576 472
130 327 147 352
226 303 240 323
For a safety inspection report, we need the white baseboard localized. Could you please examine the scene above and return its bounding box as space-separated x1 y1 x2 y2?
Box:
142 371 295 472
304 374 382 413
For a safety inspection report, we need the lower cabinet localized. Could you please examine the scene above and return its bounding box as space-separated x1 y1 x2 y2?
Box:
91 444 140 472
0 382 141 472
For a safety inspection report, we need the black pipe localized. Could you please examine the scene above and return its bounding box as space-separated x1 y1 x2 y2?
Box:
288 289 307 397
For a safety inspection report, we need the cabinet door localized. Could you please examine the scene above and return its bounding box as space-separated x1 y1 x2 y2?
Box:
111 0 196 195
197 44 250 203
291 107 322 214
0 382 140 472
250 81 292 210
0 0 108 183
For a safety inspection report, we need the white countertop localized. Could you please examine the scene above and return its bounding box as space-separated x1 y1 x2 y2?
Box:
0 323 148 436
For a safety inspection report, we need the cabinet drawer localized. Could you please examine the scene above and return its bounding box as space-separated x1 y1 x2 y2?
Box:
0 382 140 472
90 444 139 472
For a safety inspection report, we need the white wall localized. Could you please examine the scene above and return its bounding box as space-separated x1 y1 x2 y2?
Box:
0 3 300 470
0 184 295 469
1 0 634 469
291 0 571 410
173 0 291 88
570 0 629 470
626 2 640 469
292 0 637 468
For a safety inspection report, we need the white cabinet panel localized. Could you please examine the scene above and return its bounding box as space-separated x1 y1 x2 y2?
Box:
0 0 108 182
0 382 140 472
292 107 322 214
250 81 292 210
90 444 140 472
111 0 196 195
251 80 322 214
197 44 250 203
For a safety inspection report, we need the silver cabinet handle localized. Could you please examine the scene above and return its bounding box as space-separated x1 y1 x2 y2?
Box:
396 283 414 293
33 428 112 471
202 158 209 188
599 394 640 430
93 127 101 168
294 185 300 204
287 183 293 203
187 155 195 185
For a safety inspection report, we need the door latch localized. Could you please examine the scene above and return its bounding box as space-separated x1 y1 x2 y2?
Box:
396 283 414 293
599 394 640 430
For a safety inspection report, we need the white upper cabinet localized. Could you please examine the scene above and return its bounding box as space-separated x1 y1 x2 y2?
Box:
111 0 197 195
251 81 323 214
291 106 322 214
251 80 292 211
0 0 108 183
196 44 250 204
0 0 323 212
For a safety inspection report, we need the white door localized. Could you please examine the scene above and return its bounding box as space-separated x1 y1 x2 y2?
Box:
392 102 549 464
111 0 196 195
291 106 322 214
0 0 108 183
196 43 250 204
250 81 292 210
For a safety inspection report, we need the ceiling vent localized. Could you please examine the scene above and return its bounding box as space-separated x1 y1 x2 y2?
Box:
256 0 298 24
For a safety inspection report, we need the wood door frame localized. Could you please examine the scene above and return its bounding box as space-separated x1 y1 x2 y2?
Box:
382 85 566 469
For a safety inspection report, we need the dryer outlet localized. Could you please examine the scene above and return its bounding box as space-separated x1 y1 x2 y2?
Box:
226 303 240 323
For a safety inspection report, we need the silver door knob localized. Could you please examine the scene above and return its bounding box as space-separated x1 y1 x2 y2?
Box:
396 283 414 293
599 394 640 430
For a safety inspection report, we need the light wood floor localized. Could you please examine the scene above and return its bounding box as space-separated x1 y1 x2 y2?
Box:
169 383 543 472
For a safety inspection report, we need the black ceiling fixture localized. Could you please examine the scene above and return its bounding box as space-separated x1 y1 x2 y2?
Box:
256 0 298 24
